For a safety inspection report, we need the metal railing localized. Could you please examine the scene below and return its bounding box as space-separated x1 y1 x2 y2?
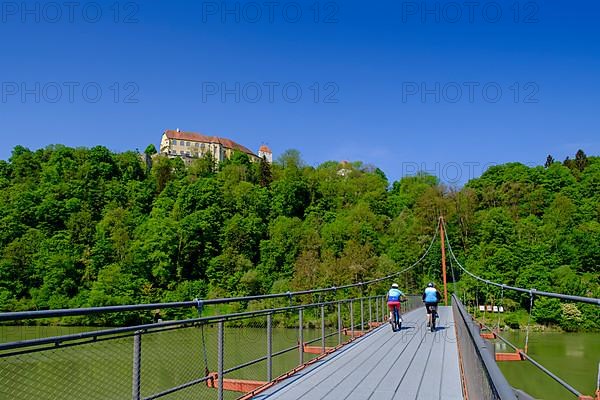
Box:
476 318 596 399
452 294 518 400
0 293 422 400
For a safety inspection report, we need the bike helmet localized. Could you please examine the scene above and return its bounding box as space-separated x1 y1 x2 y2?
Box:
427 282 434 287
391 283 399 288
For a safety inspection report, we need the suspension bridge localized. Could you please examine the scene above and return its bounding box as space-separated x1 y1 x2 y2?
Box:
0 219 598 400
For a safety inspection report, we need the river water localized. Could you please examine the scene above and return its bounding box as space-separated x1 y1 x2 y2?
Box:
495 331 599 400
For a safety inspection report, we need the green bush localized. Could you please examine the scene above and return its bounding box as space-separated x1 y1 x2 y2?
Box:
559 303 583 332
504 313 520 329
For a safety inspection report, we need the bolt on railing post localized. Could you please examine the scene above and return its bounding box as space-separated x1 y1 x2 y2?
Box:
298 308 304 365
218 320 224 400
131 331 141 400
360 298 364 332
350 300 354 338
267 313 272 382
321 305 326 353
337 301 342 345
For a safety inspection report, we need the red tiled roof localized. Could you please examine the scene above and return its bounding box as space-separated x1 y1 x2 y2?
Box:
164 130 256 156
258 145 272 153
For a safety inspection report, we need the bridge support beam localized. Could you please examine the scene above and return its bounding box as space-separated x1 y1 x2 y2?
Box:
495 350 524 362
207 373 267 393
303 343 334 354
342 328 366 337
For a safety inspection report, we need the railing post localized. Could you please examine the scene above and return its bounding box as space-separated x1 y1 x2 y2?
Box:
350 300 354 338
337 301 342 345
298 308 304 365
360 298 364 332
382 296 386 322
368 297 372 328
267 313 272 382
131 331 141 400
321 305 326 353
218 320 224 400
376 296 379 322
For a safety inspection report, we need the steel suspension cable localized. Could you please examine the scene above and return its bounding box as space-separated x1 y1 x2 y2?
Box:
496 286 504 332
366 218 441 285
440 219 600 306
524 292 534 353
448 249 458 295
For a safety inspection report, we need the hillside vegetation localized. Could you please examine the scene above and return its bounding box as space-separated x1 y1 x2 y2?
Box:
0 145 598 330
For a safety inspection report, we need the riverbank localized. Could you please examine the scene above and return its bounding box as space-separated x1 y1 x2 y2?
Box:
473 308 600 333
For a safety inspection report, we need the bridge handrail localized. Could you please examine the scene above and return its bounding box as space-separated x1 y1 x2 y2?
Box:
476 319 585 398
0 295 383 354
0 288 423 323
452 293 518 400
0 293 423 400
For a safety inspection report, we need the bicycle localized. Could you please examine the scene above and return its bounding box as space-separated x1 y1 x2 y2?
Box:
390 305 402 332
426 304 438 332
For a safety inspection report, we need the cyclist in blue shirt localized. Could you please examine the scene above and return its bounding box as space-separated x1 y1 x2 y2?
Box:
422 282 442 327
387 283 405 324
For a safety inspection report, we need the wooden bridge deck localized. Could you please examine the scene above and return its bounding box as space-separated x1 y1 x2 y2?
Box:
253 306 464 400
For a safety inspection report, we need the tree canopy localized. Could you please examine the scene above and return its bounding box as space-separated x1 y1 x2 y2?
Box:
0 146 598 329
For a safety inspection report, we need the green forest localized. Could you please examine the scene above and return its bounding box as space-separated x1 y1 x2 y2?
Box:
0 145 598 330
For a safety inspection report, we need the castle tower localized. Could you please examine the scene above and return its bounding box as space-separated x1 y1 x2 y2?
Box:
258 145 273 163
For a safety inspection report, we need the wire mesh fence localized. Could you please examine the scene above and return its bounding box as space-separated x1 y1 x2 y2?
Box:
0 333 134 400
452 294 518 400
0 295 392 400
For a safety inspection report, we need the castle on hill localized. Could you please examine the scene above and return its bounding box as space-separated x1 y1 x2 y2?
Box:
159 129 272 164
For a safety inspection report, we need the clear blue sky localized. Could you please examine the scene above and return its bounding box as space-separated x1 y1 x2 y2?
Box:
1 0 599 184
